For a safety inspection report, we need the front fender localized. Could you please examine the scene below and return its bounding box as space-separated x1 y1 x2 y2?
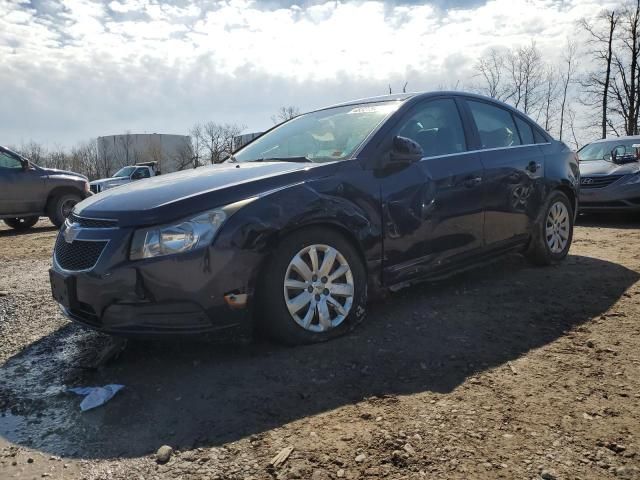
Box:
213 175 383 298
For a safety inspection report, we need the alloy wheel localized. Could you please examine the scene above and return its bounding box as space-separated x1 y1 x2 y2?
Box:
545 201 570 254
283 244 354 333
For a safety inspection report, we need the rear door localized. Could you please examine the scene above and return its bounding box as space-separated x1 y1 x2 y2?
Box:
380 97 485 284
462 99 546 247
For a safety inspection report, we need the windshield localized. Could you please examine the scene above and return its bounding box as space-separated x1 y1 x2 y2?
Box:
233 101 401 163
578 139 640 162
113 166 136 178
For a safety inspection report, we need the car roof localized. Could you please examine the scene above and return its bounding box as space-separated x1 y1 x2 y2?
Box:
587 135 640 144
316 91 531 117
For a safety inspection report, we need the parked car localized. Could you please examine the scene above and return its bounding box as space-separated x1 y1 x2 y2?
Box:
577 135 640 212
49 92 578 344
89 162 159 194
0 145 91 230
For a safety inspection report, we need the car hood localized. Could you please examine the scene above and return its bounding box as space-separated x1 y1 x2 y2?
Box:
75 161 336 227
580 160 640 176
90 177 129 186
40 167 88 181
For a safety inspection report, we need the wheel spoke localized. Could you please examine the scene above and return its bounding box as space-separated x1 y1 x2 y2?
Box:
285 279 307 290
558 227 568 239
301 300 316 328
327 296 346 316
308 246 319 273
317 300 331 330
290 255 313 281
330 283 353 297
287 291 312 314
319 247 337 277
329 264 349 282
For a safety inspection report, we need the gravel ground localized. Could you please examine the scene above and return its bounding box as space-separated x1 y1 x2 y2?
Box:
1 216 639 480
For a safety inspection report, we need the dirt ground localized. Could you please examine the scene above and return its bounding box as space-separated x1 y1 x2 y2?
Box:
1 216 639 480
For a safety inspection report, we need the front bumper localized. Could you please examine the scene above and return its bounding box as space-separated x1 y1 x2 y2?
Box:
579 182 640 211
49 223 260 336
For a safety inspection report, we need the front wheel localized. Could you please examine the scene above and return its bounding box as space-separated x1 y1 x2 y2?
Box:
259 227 367 345
3 216 39 231
525 191 574 266
47 193 81 228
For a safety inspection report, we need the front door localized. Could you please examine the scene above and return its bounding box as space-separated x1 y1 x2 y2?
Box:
379 97 485 285
0 150 31 215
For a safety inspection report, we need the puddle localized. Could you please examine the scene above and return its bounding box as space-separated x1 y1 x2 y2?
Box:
0 325 102 455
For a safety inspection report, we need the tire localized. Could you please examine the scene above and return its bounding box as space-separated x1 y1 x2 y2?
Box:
47 192 82 228
3 216 39 231
259 227 367 345
525 190 574 266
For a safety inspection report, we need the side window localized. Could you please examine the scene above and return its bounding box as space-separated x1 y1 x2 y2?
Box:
514 116 535 145
467 100 522 149
0 152 23 170
533 128 548 144
133 168 150 179
396 98 467 157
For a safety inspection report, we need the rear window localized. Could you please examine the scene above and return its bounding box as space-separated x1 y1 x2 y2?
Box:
533 129 548 144
467 100 522 149
514 117 535 145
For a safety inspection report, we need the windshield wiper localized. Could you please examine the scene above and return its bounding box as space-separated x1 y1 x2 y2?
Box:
255 156 313 163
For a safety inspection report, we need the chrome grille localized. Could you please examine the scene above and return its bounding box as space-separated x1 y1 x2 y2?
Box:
580 175 625 189
68 213 117 229
54 235 107 271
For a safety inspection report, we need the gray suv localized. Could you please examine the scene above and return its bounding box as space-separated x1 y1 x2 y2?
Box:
0 146 91 230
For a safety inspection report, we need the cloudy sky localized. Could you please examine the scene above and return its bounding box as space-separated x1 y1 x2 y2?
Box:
1 0 617 148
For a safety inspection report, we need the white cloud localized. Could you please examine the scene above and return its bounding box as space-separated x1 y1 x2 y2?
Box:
0 0 620 147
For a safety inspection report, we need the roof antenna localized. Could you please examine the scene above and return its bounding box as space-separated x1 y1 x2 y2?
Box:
403 82 408 93
388 84 392 94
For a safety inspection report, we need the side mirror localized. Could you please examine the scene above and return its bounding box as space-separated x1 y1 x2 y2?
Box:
391 136 423 164
611 145 626 161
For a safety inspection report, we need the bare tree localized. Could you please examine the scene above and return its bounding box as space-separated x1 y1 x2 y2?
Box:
558 39 578 141
609 0 640 136
19 141 45 165
538 66 560 133
189 123 205 168
567 107 581 150
580 9 618 138
174 142 197 171
202 122 245 164
271 106 300 125
505 41 545 114
72 139 101 180
47 145 69 171
474 48 509 100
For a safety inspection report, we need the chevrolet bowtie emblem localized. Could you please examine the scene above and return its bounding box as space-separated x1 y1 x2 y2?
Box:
63 223 80 243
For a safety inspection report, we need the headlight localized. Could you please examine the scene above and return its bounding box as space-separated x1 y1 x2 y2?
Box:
130 208 227 260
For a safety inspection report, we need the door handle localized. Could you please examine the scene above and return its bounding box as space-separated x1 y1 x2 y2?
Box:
463 176 482 188
527 161 541 173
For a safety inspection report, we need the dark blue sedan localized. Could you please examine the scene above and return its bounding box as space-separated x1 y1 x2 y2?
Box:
50 92 579 344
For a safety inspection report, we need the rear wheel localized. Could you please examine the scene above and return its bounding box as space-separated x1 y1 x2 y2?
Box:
3 216 39 231
259 227 367 345
525 191 573 266
47 192 81 228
